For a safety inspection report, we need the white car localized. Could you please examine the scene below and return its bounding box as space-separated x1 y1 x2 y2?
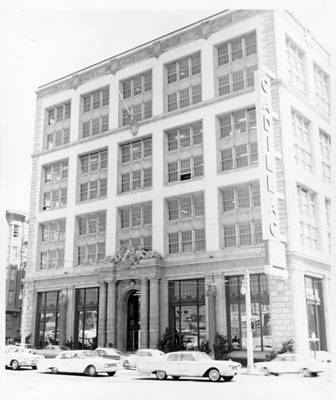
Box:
255 353 327 377
136 351 241 382
123 349 165 369
5 345 45 370
37 350 119 377
95 347 123 364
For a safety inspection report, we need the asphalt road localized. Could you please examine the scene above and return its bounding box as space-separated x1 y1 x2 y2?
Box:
2 368 335 400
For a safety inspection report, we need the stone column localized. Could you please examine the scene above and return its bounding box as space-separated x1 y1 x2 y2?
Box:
59 289 68 346
149 278 160 348
160 278 169 337
106 280 117 347
98 282 107 347
66 286 75 345
205 278 217 353
140 278 149 348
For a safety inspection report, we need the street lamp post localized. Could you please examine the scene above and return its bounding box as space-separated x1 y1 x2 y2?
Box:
241 269 254 370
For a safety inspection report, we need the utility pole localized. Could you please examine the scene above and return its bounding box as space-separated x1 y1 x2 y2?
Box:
241 269 253 370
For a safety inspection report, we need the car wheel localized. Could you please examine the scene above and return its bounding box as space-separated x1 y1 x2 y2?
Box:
302 368 312 377
86 365 97 377
123 360 130 369
263 367 270 376
107 371 116 377
208 368 220 382
171 376 180 380
156 370 167 380
223 376 234 382
11 360 19 370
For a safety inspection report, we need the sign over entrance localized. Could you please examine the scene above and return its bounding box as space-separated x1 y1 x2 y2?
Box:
255 69 287 279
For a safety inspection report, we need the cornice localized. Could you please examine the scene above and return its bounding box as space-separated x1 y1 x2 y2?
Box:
36 9 264 100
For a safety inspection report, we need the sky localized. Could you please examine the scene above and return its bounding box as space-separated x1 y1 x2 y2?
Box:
0 0 336 261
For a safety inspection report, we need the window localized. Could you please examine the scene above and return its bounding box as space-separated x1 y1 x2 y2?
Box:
41 160 68 210
82 87 109 113
47 102 71 125
79 179 107 201
217 32 257 66
166 192 205 254
297 185 318 249
314 64 330 114
80 87 109 138
286 36 305 92
292 111 312 172
165 121 203 184
305 276 327 351
320 130 331 184
39 219 65 270
13 224 19 238
118 203 152 251
76 211 106 265
217 65 257 96
218 107 256 137
168 279 205 351
36 291 61 347
120 71 152 125
119 137 152 193
44 101 71 149
165 52 202 112
220 143 257 171
325 198 331 254
166 52 201 84
226 274 271 351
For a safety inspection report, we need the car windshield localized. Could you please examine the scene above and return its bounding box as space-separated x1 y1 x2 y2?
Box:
195 352 212 361
82 351 96 358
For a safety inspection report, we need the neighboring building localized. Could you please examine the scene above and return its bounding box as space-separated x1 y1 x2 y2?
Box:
5 210 29 344
22 10 334 356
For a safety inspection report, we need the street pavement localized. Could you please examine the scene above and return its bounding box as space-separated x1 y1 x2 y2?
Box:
2 368 335 400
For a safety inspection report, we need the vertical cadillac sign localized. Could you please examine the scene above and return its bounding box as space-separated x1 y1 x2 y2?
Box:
255 69 287 278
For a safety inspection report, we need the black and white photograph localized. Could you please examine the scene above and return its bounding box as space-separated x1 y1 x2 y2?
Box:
0 1 335 399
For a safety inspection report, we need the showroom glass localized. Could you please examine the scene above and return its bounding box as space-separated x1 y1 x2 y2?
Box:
36 291 60 348
226 274 271 351
168 279 205 351
74 287 99 349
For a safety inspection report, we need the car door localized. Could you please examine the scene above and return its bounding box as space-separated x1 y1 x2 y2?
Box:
179 353 199 377
165 353 180 375
56 352 73 372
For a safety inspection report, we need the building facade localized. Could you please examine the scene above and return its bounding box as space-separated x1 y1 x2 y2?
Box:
23 10 334 355
6 210 29 344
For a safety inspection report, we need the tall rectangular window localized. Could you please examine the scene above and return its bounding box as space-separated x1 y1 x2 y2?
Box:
297 185 318 249
325 198 331 254
165 121 203 184
118 202 152 251
119 136 152 193
314 63 330 115
292 111 312 172
320 130 331 184
286 36 306 92
166 192 205 254
45 101 71 149
80 86 109 139
120 70 152 126
76 211 106 265
78 149 108 202
41 159 68 211
39 219 65 269
165 52 202 112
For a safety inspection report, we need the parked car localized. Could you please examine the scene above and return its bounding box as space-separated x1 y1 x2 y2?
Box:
123 349 165 370
5 345 45 370
37 350 119 377
136 350 241 382
95 347 123 365
32 345 71 358
255 353 327 377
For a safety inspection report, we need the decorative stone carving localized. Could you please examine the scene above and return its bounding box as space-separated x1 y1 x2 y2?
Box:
103 247 162 267
71 74 80 89
200 21 212 40
151 41 163 58
110 59 121 75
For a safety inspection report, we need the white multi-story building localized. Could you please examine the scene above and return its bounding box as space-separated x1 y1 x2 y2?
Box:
22 10 334 357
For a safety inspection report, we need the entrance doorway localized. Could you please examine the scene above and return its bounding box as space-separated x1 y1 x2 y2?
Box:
127 291 140 351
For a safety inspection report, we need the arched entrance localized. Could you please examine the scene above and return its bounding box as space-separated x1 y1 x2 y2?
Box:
127 290 140 351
